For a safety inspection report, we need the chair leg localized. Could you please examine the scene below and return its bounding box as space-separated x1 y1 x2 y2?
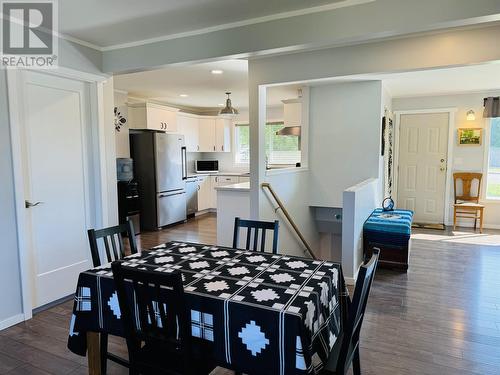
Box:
453 208 457 230
480 208 484 234
474 212 477 230
100 333 108 374
353 347 361 375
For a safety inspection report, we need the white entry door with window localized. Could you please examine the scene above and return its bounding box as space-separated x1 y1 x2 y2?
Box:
20 71 94 308
397 112 449 224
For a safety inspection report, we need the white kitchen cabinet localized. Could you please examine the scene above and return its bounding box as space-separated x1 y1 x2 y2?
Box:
197 175 211 211
211 175 239 207
283 99 302 127
199 118 216 152
178 114 199 152
215 118 232 152
128 102 179 132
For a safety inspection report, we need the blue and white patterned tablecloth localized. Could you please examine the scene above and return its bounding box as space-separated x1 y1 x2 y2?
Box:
67 242 346 375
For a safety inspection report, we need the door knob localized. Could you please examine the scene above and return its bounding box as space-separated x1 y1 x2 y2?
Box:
25 200 43 208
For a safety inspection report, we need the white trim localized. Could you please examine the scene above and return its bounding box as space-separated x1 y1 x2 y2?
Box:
445 221 500 230
7 70 33 321
113 88 128 95
344 277 356 286
393 108 457 225
58 33 103 51
100 0 374 51
265 167 309 176
0 314 25 331
7 69 109 321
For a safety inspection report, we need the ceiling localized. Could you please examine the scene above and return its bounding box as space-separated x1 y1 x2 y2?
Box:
114 60 500 110
381 64 500 98
308 63 500 98
59 0 350 48
114 59 301 109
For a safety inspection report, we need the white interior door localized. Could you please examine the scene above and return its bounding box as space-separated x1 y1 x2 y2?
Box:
22 71 94 308
397 112 449 224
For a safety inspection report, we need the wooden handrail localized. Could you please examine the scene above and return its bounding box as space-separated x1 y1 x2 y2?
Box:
261 182 317 260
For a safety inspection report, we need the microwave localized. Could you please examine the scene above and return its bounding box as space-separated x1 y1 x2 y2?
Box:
195 160 219 173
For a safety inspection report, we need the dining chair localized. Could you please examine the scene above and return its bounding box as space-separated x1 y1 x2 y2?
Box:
87 219 138 268
453 172 484 233
111 262 215 375
322 249 380 375
232 217 280 254
87 219 138 373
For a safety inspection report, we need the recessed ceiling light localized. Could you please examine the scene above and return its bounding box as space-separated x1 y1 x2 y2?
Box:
211 69 224 75
217 103 224 106
179 94 189 97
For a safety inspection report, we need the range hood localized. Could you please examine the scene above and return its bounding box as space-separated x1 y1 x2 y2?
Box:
276 126 301 136
276 97 302 136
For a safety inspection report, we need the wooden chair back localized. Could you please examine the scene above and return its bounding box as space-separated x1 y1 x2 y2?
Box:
111 262 191 375
87 220 138 267
335 249 379 374
232 217 280 254
453 172 482 204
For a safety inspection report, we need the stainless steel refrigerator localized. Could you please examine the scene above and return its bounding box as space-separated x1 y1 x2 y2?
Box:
130 132 188 230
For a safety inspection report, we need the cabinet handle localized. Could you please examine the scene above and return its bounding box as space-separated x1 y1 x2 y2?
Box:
222 145 224 151
213 145 216 151
197 145 199 151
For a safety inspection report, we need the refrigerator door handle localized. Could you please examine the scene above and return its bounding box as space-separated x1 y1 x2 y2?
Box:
181 146 187 180
159 191 186 198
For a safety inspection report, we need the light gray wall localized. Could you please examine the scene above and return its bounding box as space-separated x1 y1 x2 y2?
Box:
393 91 500 228
0 70 24 324
309 81 383 207
102 0 500 73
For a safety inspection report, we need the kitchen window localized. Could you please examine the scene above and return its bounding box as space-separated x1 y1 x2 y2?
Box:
486 117 500 199
234 122 301 166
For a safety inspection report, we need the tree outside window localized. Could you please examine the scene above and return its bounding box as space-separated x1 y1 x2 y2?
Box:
486 118 500 199
235 122 300 166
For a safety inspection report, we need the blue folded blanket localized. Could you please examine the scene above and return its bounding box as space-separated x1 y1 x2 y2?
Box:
363 208 413 236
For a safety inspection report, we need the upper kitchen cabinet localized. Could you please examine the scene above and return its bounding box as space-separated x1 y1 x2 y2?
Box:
198 117 216 152
215 117 231 152
283 99 302 127
177 113 199 152
128 102 179 132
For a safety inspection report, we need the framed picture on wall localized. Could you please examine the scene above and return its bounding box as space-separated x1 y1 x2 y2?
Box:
458 128 482 146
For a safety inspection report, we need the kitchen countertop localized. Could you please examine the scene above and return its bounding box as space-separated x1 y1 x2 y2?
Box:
214 182 250 191
186 171 250 178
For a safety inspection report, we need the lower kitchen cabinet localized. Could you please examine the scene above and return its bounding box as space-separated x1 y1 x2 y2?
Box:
197 175 211 211
238 176 250 183
196 174 248 212
211 175 238 207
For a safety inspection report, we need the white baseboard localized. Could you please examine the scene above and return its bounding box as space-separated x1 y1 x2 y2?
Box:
195 209 216 217
0 314 25 331
445 221 500 230
344 277 356 286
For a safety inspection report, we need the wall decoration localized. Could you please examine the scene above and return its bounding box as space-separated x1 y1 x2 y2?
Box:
114 106 127 132
381 116 386 156
383 114 394 197
458 128 482 146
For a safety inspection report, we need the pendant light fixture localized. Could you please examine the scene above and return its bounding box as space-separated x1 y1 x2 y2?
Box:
219 92 238 115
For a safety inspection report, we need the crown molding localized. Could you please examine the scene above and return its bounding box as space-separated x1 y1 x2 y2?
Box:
99 0 374 51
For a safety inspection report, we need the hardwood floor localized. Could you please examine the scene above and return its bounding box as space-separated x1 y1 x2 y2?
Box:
1 214 500 374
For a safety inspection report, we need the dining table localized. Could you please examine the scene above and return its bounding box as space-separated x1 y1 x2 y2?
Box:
67 241 348 375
